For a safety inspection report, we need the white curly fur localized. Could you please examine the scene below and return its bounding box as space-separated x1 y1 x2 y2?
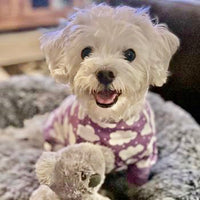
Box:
41 4 179 122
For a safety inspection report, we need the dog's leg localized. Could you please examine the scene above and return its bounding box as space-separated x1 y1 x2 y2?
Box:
127 164 151 186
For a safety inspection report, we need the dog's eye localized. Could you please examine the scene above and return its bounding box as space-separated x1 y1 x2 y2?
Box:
123 49 136 62
81 47 92 59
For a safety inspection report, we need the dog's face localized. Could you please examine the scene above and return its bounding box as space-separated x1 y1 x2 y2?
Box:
41 5 179 122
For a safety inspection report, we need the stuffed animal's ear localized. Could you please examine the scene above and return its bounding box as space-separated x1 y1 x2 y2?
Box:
35 151 57 185
150 24 180 86
40 29 69 84
99 146 115 174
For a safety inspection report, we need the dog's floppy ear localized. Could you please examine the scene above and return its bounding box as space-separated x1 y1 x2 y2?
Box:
35 151 57 186
40 29 69 83
150 24 180 86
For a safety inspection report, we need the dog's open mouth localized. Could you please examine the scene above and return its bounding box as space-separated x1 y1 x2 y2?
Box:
93 90 121 108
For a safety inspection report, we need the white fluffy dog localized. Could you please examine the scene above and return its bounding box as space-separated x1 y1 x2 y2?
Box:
41 4 179 186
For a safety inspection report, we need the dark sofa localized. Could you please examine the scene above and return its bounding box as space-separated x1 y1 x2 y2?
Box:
110 0 200 123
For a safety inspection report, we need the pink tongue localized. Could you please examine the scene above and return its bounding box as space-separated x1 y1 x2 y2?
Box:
95 91 117 104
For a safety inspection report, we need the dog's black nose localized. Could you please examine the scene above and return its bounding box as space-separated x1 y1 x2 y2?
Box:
97 70 115 85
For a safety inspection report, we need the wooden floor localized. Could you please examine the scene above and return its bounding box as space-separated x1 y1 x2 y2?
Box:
0 30 44 66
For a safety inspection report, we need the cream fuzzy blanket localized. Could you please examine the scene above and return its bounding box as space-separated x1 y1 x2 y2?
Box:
0 76 199 200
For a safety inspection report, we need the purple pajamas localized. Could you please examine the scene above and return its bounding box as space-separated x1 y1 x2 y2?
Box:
43 96 157 185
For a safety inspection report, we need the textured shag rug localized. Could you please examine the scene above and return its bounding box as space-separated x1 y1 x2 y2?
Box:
0 75 199 200
0 75 68 128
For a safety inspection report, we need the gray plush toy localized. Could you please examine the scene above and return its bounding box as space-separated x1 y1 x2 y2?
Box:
30 143 115 200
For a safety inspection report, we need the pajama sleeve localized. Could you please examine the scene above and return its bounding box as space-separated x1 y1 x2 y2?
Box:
43 96 75 151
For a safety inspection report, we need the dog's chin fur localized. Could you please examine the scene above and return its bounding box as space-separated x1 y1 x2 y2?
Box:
79 94 146 122
41 4 179 122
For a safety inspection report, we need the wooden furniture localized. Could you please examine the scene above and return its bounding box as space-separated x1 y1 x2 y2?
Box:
0 0 72 31
0 30 43 66
0 0 112 80
0 0 94 67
